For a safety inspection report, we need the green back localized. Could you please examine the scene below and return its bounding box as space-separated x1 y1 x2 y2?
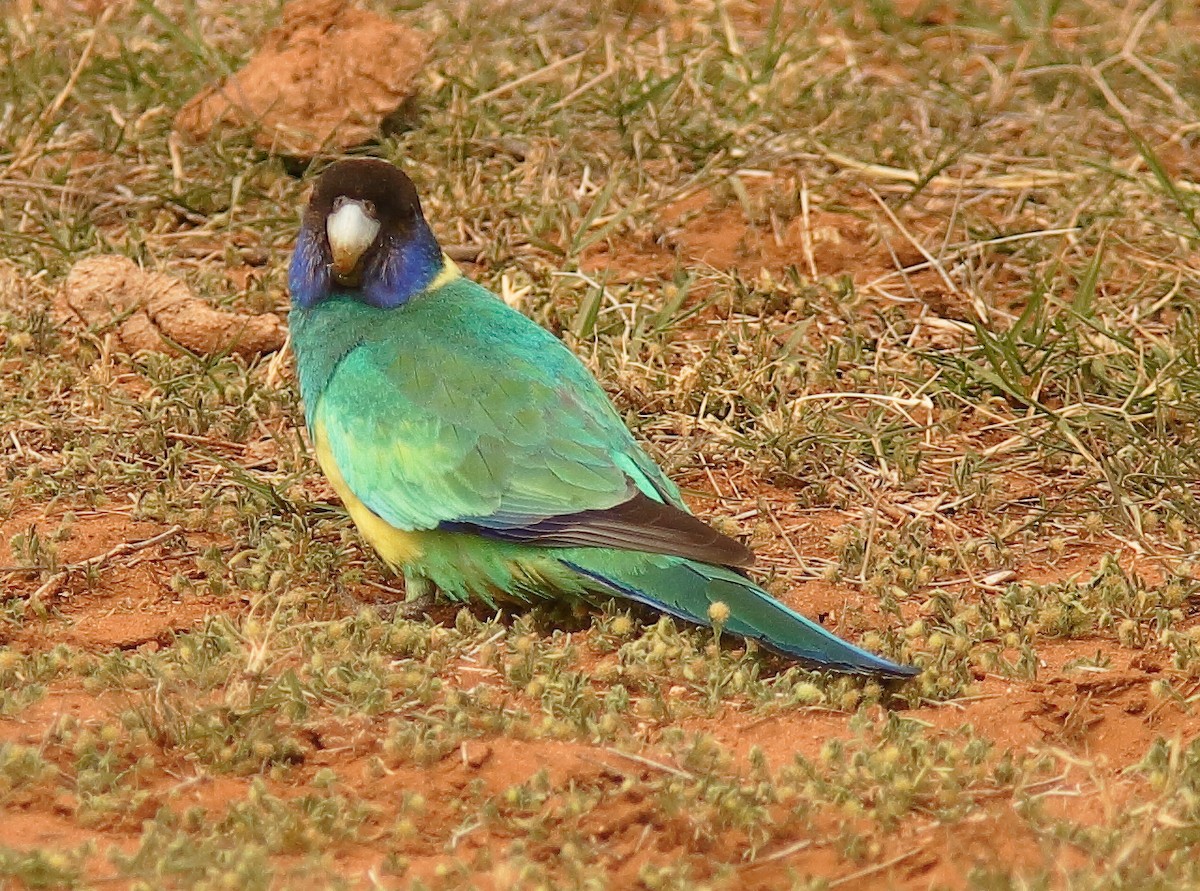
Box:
288 278 685 533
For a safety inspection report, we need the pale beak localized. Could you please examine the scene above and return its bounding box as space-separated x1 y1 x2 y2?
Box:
326 200 380 277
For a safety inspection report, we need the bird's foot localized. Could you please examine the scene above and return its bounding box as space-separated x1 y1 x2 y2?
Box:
391 591 439 621
372 573 441 622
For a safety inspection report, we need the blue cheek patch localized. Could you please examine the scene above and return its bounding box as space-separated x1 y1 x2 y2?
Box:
288 229 332 309
360 227 443 309
288 220 442 309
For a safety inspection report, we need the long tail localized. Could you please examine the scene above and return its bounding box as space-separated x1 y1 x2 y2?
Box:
560 552 918 678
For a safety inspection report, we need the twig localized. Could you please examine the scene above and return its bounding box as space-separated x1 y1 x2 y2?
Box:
827 845 926 888
22 525 183 602
791 391 934 432
865 227 1080 291
472 49 589 104
10 5 116 170
764 506 810 575
743 838 813 867
601 747 694 779
869 188 962 300
798 174 818 279
546 66 617 113
820 146 1081 191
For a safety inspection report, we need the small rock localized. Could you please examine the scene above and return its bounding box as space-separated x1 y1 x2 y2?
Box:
462 741 493 769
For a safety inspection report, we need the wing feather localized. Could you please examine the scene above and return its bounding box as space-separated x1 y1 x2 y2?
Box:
316 280 752 567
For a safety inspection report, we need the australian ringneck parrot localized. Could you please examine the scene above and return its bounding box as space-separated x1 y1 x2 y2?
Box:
287 158 916 678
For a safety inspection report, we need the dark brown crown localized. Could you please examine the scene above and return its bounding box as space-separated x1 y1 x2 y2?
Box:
305 159 425 230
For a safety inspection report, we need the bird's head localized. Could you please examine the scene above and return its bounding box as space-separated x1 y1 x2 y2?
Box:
289 159 445 309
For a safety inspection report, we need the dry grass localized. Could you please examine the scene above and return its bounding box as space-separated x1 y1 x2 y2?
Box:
4 0 1200 888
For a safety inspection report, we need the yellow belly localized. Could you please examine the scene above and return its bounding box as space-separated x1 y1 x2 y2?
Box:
312 417 424 567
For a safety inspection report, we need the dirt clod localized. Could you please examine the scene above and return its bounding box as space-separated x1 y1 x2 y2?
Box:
58 255 286 358
174 0 428 157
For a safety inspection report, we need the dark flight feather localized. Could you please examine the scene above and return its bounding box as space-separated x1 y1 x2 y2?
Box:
440 491 755 568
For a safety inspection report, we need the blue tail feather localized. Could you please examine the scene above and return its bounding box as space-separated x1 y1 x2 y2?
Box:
561 555 918 679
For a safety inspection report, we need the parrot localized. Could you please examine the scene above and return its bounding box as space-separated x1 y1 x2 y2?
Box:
287 158 917 678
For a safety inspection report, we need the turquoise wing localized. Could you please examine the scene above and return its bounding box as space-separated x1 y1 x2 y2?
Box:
311 279 752 566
